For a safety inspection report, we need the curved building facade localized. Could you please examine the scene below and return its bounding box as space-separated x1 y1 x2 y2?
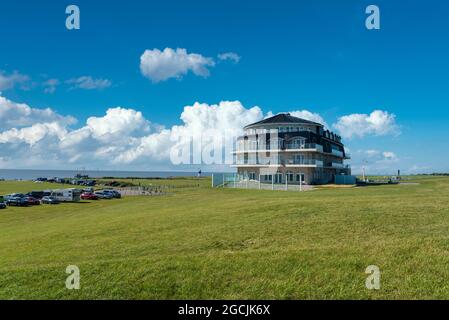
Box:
231 113 351 185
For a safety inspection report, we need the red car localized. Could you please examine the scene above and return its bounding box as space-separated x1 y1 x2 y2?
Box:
81 192 98 200
24 196 41 205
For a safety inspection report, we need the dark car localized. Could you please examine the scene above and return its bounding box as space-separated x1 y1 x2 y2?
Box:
27 191 44 199
24 196 41 205
6 197 29 206
80 192 98 200
0 196 6 209
41 196 60 204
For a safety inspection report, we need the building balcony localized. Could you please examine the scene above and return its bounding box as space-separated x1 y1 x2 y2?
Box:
232 143 323 154
285 159 323 167
325 163 351 169
284 143 323 152
232 158 324 168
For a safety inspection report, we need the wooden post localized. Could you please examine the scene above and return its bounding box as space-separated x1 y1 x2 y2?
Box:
300 174 302 192
285 174 288 191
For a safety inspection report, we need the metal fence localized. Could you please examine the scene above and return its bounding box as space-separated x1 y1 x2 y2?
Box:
212 173 312 191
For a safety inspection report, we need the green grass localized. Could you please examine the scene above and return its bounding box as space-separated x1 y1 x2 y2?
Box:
1 176 449 299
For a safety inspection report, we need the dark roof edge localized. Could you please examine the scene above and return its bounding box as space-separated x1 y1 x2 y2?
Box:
244 113 324 129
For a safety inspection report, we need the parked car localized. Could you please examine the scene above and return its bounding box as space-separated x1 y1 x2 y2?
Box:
26 191 47 199
6 197 29 206
0 196 6 209
80 192 98 200
6 193 26 199
24 196 41 205
82 187 94 193
41 196 60 204
103 190 122 199
94 191 113 199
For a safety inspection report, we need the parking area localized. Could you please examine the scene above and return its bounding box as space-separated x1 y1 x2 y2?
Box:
0 187 123 209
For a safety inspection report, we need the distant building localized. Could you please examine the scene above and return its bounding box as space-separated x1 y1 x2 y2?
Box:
231 113 351 185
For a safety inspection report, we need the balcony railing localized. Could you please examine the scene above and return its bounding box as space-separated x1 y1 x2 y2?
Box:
234 158 324 166
286 159 323 166
330 149 344 157
284 143 323 152
327 163 351 169
235 143 323 153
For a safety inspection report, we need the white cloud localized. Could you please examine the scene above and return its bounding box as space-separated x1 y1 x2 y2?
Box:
0 95 76 130
0 95 263 169
357 149 399 162
288 110 329 129
350 149 400 175
85 107 150 140
333 110 400 139
115 101 263 164
0 122 67 146
66 76 112 90
43 79 60 94
218 52 241 63
140 48 215 82
0 71 30 91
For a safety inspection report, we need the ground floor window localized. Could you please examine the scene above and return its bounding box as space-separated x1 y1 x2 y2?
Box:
295 173 305 183
249 172 256 180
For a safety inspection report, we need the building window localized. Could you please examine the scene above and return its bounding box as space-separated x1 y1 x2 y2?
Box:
295 173 305 183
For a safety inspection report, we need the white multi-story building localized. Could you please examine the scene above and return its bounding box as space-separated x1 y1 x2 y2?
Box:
231 113 351 185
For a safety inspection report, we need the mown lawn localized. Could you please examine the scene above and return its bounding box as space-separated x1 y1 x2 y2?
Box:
0 176 448 299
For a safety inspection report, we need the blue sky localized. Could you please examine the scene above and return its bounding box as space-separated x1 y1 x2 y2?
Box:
0 0 448 174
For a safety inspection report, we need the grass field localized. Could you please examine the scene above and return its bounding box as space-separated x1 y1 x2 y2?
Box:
0 176 449 299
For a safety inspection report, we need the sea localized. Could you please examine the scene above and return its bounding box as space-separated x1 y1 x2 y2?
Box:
0 169 213 181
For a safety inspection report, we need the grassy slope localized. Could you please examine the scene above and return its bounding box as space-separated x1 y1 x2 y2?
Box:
0 176 448 299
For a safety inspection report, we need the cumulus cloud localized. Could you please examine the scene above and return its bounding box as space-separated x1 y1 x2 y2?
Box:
140 48 216 82
288 110 329 128
66 76 112 90
218 52 241 63
0 95 76 130
115 101 263 164
333 110 400 139
0 95 263 169
0 71 30 91
85 107 150 140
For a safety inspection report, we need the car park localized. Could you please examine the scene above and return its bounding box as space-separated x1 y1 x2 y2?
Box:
81 192 98 200
41 196 60 205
